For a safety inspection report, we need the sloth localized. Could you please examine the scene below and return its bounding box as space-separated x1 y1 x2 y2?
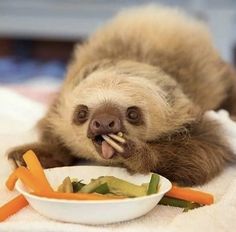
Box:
8 6 236 186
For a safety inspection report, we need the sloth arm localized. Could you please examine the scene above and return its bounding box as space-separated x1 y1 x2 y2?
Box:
7 125 78 169
122 118 235 186
7 142 78 169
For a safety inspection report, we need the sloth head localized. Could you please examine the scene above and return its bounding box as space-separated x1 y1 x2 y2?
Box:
48 60 198 163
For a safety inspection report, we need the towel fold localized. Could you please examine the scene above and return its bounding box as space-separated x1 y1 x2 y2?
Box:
0 87 236 232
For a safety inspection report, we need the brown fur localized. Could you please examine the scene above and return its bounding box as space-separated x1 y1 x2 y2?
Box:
8 6 236 186
121 119 235 186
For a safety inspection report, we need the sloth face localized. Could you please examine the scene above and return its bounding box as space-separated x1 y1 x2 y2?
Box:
51 65 196 162
73 102 144 159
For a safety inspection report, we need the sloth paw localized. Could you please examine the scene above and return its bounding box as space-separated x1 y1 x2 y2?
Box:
8 148 27 169
120 138 138 159
7 143 78 169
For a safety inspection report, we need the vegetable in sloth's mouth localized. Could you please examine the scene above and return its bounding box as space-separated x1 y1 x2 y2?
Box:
102 135 125 153
93 133 125 159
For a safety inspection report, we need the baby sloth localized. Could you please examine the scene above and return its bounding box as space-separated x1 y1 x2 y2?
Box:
8 6 236 186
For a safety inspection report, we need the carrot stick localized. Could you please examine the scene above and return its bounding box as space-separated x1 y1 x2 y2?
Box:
0 195 28 222
22 150 53 193
165 185 214 205
5 166 44 194
33 191 126 201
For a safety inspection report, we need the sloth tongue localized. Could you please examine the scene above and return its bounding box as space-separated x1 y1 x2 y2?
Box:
101 140 115 159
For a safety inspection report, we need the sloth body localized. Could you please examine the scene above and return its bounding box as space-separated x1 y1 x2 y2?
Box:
9 6 236 186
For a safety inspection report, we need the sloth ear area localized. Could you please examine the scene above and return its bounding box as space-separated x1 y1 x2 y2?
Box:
7 142 77 170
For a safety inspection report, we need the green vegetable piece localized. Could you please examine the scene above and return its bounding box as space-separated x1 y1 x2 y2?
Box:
159 196 202 211
79 178 103 193
183 202 202 212
93 183 110 194
98 176 147 197
72 181 85 193
159 196 191 208
147 173 160 195
76 175 149 197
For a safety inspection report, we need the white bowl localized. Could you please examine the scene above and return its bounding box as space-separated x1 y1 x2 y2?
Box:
15 166 172 225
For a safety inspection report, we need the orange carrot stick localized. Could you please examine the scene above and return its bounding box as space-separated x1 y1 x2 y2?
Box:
33 191 126 201
5 166 44 194
165 185 214 205
22 150 53 192
0 195 28 222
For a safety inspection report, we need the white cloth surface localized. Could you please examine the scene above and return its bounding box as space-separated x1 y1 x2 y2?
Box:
0 87 236 232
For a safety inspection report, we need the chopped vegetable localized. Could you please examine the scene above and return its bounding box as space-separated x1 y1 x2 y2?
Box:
159 196 202 211
165 185 214 205
63 177 73 193
57 184 64 192
60 174 160 197
93 183 110 194
77 176 147 197
33 191 126 201
159 196 190 208
22 150 53 193
97 176 147 197
61 175 148 197
72 181 85 192
0 195 28 222
79 178 103 193
147 173 160 195
183 202 202 212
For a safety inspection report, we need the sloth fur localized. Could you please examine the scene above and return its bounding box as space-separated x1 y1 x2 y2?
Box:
8 6 236 186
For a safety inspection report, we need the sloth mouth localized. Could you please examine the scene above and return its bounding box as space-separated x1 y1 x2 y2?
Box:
94 135 104 145
92 133 125 160
92 135 116 160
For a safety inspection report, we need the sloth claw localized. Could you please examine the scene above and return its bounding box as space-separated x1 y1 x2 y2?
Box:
7 150 26 169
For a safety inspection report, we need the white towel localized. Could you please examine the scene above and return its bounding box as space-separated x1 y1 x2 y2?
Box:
0 87 236 232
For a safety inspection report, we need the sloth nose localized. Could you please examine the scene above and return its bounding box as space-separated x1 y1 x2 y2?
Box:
89 114 121 136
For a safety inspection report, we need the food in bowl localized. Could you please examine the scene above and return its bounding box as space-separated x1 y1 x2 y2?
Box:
1 150 214 224
57 173 160 197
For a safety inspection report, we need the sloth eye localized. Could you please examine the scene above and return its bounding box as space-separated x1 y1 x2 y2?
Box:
73 105 89 124
126 106 143 125
78 110 87 119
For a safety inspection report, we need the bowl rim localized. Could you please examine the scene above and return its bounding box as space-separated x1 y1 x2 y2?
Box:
15 165 172 204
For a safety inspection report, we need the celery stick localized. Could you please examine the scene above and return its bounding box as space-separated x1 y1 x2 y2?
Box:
183 202 202 212
147 174 160 195
159 196 202 211
159 196 191 208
